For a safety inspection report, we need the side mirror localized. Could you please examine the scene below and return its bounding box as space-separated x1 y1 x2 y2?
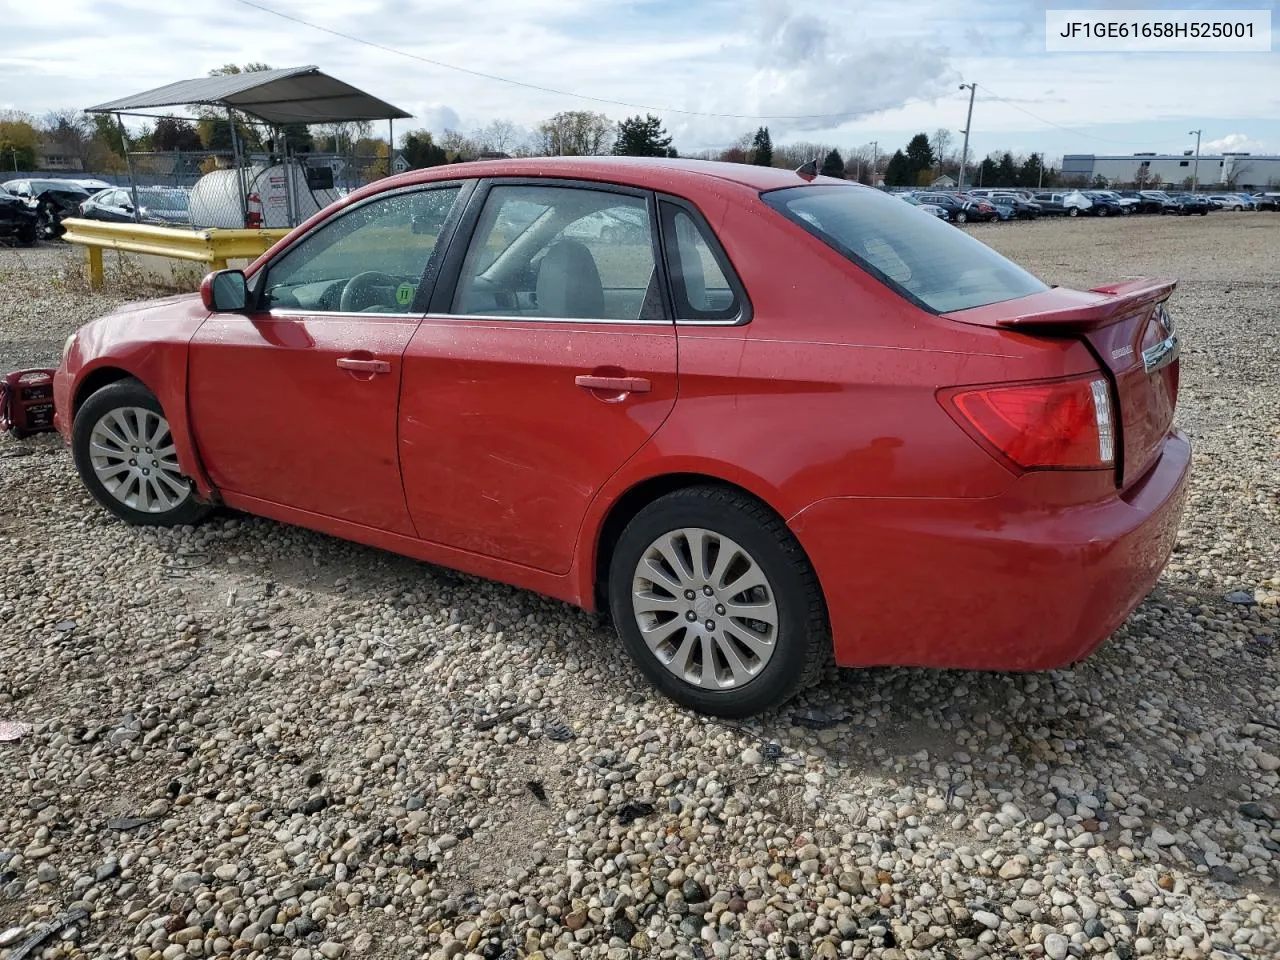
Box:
200 269 248 312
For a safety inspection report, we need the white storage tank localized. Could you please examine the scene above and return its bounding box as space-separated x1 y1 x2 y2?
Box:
188 162 341 229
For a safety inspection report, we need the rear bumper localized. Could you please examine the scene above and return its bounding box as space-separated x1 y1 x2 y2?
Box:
789 429 1191 671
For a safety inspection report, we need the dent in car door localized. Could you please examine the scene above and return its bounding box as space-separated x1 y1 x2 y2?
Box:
399 180 677 573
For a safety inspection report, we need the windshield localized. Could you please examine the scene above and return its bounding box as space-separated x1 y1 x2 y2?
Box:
763 184 1047 313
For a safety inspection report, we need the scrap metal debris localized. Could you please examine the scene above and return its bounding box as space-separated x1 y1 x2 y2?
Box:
544 717 575 742
617 801 655 825
526 780 548 804
6 906 88 960
473 704 532 731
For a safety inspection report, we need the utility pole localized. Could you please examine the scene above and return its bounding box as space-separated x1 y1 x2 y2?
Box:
1188 129 1202 192
957 82 977 192
1038 153 1044 189
870 141 878 186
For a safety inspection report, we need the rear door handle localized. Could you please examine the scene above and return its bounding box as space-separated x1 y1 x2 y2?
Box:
575 375 651 393
337 357 391 375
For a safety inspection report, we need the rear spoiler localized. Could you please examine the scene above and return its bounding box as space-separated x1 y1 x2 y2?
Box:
993 278 1177 331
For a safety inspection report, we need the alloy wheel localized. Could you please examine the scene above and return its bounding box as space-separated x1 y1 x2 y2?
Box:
631 528 778 690
87 406 191 513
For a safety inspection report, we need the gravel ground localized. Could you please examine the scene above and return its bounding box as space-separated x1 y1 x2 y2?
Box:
1 216 1277 960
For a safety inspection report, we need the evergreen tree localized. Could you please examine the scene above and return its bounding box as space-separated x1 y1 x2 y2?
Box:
996 151 1017 186
401 130 448 168
751 127 773 167
613 114 674 157
904 133 935 180
820 148 845 178
1016 153 1045 188
884 149 911 187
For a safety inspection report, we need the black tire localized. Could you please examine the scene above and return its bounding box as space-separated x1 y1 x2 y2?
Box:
955 211 968 223
1096 207 1108 217
607 486 830 717
1068 207 1079 217
72 378 212 528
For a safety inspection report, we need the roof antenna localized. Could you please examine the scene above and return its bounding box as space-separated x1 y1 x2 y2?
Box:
796 158 819 180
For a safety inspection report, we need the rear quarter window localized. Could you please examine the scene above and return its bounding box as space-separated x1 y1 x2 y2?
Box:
763 184 1047 313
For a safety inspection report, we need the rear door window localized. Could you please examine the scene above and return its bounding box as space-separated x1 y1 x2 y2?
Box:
658 202 742 321
764 184 1047 313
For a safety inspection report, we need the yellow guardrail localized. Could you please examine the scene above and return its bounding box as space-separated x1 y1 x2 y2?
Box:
60 218 290 289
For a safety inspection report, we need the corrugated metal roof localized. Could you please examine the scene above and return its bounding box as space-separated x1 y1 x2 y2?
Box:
86 66 411 124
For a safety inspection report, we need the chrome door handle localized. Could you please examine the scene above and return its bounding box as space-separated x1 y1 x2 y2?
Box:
337 357 391 375
575 375 651 393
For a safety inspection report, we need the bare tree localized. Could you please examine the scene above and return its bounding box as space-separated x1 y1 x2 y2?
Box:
535 111 615 156
472 120 519 156
930 128 953 172
318 121 373 155
40 109 95 170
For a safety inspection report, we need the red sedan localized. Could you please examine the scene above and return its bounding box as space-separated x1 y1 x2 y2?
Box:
53 158 1189 716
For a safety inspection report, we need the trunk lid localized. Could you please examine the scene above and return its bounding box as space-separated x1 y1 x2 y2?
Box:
945 279 1179 487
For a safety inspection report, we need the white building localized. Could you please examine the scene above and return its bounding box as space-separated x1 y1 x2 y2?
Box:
1062 153 1280 190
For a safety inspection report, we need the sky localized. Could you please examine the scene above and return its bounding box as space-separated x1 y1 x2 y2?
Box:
2 0 1278 162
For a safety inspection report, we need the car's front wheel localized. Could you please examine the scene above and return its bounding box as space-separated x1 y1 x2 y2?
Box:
72 378 212 527
955 211 968 223
608 486 829 717
1067 206 1079 217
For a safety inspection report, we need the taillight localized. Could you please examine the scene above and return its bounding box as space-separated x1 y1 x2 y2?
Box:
942 375 1115 470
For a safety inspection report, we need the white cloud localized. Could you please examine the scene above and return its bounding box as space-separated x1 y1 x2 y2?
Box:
1202 133 1267 154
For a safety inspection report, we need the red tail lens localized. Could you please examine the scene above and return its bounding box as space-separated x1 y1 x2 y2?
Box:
945 376 1114 470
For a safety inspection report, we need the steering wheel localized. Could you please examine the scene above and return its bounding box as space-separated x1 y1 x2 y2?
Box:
339 271 400 313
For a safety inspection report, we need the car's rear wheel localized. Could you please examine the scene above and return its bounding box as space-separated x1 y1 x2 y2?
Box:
73 378 212 527
608 486 829 717
1096 207 1108 217
1068 207 1079 217
955 211 968 223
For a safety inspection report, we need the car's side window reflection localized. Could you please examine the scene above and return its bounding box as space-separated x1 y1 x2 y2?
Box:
452 185 662 321
262 186 461 314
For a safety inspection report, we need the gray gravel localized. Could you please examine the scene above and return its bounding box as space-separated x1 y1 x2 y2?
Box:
2 218 1278 960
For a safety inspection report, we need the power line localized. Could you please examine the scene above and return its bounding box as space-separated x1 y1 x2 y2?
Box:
230 0 940 123
977 86 1186 148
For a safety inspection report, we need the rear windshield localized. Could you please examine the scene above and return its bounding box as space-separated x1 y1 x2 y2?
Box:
763 184 1047 313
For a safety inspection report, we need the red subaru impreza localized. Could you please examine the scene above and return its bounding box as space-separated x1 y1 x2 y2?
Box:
53 158 1189 716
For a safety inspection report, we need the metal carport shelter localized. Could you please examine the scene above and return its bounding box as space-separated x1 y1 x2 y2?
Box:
85 66 411 227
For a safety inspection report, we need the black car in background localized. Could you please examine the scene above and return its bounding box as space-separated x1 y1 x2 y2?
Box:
1082 192 1124 217
79 187 192 226
985 192 1042 219
915 192 997 223
1256 193 1280 211
0 186 39 246
1167 193 1211 215
2 179 91 238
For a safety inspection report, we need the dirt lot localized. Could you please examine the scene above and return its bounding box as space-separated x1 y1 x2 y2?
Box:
1 214 1277 960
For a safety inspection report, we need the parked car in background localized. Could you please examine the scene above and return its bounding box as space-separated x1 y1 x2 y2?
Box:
1081 192 1124 217
1029 190 1090 217
984 196 1017 221
899 195 950 220
79 187 193 226
915 192 994 223
52 158 1190 716
1117 191 1167 214
1166 193 1211 216
0 185 39 246
1135 191 1183 215
954 194 1001 222
73 178 114 194
1087 190 1139 214
985 192 1042 219
1251 193 1278 211
2 178 91 238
